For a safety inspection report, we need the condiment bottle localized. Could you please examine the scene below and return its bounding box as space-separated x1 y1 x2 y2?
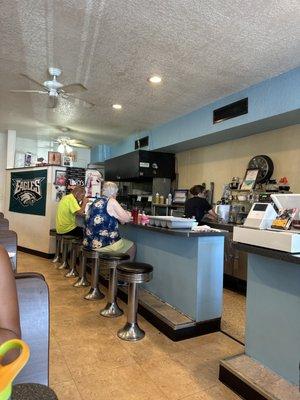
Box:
155 193 159 204
167 193 172 205
159 195 164 204
131 207 139 224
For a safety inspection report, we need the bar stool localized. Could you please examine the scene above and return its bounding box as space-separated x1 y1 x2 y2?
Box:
58 235 77 270
116 262 153 341
73 246 89 288
65 239 82 278
98 252 130 317
81 249 105 300
50 229 62 263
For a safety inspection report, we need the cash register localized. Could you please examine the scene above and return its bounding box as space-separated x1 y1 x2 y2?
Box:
233 194 300 253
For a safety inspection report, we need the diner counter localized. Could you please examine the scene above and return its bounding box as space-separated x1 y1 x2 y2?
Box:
234 241 300 385
126 222 227 237
119 222 225 326
235 241 300 265
202 218 238 232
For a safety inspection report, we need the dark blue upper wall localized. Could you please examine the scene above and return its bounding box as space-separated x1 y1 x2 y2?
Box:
91 67 300 162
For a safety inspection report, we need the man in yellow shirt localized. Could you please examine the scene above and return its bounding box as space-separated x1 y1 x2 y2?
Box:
56 186 88 236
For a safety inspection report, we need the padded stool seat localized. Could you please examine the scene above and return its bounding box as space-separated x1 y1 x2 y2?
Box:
98 252 130 318
116 261 153 341
117 262 153 275
98 252 130 262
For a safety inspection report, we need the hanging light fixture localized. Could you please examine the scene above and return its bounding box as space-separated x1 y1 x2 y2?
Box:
57 143 65 153
65 144 73 153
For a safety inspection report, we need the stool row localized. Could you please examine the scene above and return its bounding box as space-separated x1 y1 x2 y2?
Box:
50 231 153 341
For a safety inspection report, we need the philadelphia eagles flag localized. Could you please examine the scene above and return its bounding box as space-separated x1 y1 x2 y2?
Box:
9 169 47 216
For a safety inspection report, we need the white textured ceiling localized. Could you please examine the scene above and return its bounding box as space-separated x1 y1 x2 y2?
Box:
0 0 299 145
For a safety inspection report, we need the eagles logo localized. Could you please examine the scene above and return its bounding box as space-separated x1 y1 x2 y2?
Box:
12 178 44 207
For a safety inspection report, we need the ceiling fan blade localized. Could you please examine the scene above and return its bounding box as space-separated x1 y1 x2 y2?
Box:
71 143 91 149
61 83 87 93
10 89 47 94
20 73 45 88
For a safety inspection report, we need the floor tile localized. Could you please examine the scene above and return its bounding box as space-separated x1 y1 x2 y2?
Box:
17 251 244 400
50 380 82 400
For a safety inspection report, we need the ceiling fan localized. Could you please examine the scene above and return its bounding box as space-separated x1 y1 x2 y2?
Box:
10 67 95 108
55 136 91 154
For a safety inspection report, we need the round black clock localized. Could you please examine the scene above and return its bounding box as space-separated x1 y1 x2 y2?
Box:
248 155 274 184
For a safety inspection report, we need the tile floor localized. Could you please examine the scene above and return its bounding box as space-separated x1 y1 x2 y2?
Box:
18 252 244 400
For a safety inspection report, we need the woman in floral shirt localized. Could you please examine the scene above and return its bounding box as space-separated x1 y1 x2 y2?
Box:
84 181 132 252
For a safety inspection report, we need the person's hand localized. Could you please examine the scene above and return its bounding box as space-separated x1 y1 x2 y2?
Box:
82 197 89 205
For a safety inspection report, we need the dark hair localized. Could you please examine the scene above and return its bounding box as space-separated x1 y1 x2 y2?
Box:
190 185 205 196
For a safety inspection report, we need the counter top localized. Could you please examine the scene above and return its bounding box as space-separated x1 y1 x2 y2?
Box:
126 222 226 237
204 220 238 232
234 242 300 265
6 165 62 170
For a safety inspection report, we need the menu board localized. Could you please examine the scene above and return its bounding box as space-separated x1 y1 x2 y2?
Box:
65 167 85 193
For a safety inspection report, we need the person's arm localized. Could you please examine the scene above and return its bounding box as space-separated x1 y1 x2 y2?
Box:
0 246 21 362
107 198 131 224
75 197 89 215
207 208 218 220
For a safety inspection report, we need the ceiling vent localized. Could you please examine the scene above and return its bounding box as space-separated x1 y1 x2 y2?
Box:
213 98 248 124
135 136 149 150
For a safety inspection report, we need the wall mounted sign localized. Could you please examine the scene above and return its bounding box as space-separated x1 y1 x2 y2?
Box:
66 167 85 193
9 169 48 215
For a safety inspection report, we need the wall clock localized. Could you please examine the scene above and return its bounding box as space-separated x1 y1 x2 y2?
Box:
248 155 274 183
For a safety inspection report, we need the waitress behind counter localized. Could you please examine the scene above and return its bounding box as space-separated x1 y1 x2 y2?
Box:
184 185 217 225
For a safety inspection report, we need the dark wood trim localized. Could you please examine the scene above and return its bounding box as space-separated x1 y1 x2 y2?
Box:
223 274 247 295
219 364 267 400
18 246 54 259
98 274 221 342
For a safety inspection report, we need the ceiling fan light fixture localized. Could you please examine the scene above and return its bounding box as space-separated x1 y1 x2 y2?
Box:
66 144 73 153
57 144 65 153
148 75 162 84
112 104 122 110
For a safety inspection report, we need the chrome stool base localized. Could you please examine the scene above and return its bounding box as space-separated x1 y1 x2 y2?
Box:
117 322 145 341
58 261 68 270
73 276 89 287
52 255 60 263
100 301 123 318
65 268 79 278
84 286 105 300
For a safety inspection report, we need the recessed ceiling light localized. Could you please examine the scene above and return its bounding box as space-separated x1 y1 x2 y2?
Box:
112 104 122 110
148 75 162 84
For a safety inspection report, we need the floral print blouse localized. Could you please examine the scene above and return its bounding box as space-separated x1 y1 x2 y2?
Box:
83 196 121 250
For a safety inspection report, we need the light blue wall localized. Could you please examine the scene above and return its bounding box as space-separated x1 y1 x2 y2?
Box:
90 144 111 163
91 67 300 161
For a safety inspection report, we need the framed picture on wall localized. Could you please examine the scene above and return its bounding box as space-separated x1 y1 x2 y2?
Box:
54 170 67 186
48 151 61 165
240 169 259 190
62 156 73 167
